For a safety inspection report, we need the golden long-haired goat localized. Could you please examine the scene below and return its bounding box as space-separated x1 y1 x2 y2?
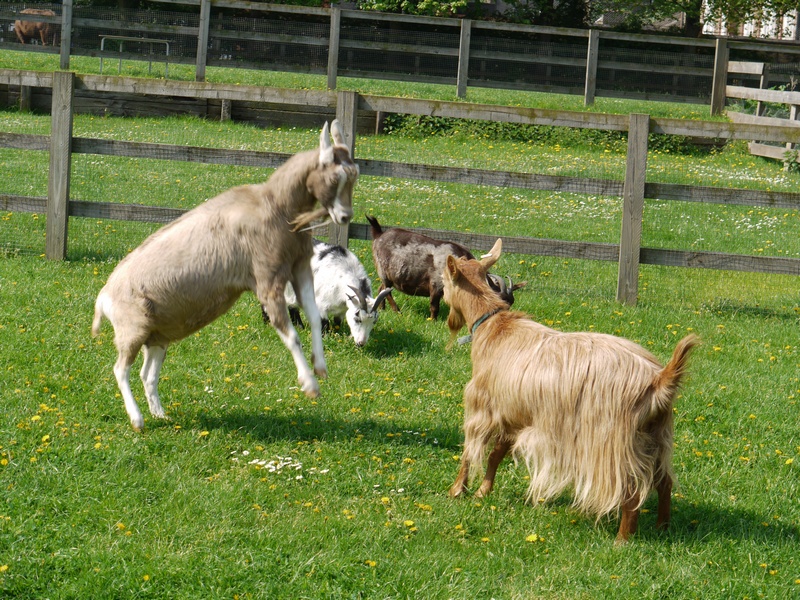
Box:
443 239 699 544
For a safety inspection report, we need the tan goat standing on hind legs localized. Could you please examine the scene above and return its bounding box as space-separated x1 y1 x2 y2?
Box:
92 121 358 432
443 239 699 544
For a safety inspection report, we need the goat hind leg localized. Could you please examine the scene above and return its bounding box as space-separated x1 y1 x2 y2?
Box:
615 496 640 545
655 473 673 531
140 344 168 419
113 347 145 432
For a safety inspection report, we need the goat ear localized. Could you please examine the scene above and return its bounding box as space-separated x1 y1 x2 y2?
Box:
479 238 503 270
330 119 346 147
445 254 461 282
319 121 334 166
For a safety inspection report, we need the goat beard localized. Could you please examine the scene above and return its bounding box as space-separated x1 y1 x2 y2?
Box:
290 207 330 233
446 308 466 350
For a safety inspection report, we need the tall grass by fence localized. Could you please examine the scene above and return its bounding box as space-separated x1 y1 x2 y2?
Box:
2 0 800 111
2 68 800 306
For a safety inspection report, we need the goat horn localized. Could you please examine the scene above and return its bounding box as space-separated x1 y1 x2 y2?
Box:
487 273 507 294
290 207 330 233
371 287 393 312
348 285 368 310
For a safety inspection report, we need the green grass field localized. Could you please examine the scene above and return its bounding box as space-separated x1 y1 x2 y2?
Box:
1 53 800 599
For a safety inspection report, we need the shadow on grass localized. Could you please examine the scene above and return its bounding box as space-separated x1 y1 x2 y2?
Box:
589 497 800 546
194 407 465 452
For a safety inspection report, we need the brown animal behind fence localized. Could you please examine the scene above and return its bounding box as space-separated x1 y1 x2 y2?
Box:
443 239 699 544
15 9 58 46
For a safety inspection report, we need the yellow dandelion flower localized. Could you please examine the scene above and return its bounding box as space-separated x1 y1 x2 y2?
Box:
526 534 539 543
404 520 415 528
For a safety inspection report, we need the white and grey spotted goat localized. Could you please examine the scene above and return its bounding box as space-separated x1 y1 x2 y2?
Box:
264 239 392 347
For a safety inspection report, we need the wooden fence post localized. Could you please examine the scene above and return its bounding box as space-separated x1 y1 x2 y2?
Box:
46 72 74 261
59 0 73 71
457 19 472 99
328 90 358 248
756 63 770 116
19 86 31 112
584 29 599 107
710 37 729 116
195 0 211 82
616 113 649 306
327 8 341 91
220 99 232 121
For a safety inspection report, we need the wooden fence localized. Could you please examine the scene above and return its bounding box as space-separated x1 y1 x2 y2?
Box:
725 61 800 164
2 69 800 306
3 0 800 113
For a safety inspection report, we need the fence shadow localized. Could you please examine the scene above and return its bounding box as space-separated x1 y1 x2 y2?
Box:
702 299 800 322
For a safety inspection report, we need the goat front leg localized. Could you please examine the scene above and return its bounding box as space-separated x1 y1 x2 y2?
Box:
379 284 400 313
262 287 320 398
449 457 471 498
140 344 168 420
293 268 327 380
429 288 443 320
476 438 512 498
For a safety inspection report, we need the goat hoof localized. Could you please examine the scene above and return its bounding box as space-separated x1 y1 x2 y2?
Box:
614 533 632 546
314 367 328 380
474 486 491 499
300 379 321 398
448 485 467 498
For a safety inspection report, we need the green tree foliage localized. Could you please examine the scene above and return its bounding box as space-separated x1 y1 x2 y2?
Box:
355 0 469 18
497 0 590 27
593 0 798 36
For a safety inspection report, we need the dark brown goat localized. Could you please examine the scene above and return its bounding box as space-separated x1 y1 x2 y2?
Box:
15 9 57 46
366 215 524 319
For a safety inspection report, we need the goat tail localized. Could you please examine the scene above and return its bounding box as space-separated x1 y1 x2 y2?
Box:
91 292 108 337
651 333 700 411
365 214 382 237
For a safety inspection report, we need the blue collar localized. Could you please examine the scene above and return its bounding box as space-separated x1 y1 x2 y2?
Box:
458 308 504 345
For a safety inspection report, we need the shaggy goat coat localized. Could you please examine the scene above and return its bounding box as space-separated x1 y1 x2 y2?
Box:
444 240 698 542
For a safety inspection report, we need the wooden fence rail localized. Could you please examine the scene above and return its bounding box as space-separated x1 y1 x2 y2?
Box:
4 0 800 111
2 70 800 305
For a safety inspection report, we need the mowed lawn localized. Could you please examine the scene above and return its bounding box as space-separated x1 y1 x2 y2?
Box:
1 91 799 598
